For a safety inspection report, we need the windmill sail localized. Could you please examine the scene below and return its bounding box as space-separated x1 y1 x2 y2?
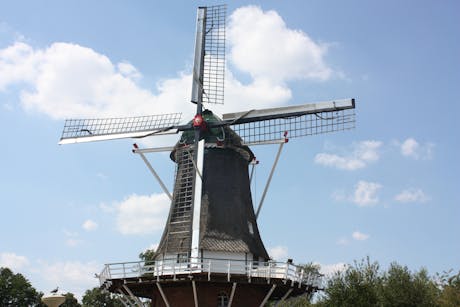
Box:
58 113 182 144
191 5 226 106
222 98 355 145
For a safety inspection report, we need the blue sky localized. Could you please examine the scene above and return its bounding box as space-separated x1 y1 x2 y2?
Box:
1 0 459 299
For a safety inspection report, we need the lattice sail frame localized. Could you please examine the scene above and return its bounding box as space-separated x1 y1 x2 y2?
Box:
59 113 182 144
230 109 355 145
202 5 226 105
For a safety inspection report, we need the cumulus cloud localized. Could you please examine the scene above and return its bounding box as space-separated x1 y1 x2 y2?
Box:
394 188 429 203
35 260 99 299
400 138 434 160
228 6 334 83
268 246 289 261
63 229 82 247
82 219 98 231
0 252 29 271
0 6 339 127
352 180 382 206
315 141 382 170
336 237 349 246
352 231 370 241
332 180 383 206
319 262 347 276
114 193 170 235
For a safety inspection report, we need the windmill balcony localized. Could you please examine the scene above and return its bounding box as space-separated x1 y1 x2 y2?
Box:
98 257 323 290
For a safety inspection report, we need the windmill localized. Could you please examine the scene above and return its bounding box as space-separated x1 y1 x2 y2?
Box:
59 5 355 307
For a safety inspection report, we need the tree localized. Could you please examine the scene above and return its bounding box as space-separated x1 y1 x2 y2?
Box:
0 267 44 306
437 270 460 306
82 287 124 307
380 263 439 306
139 248 156 262
61 292 81 307
320 257 381 307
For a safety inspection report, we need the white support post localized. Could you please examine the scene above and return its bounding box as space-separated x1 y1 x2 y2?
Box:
255 138 287 219
190 139 204 265
228 282 237 307
115 290 130 307
259 284 276 307
192 280 199 307
249 158 258 183
134 147 173 201
227 260 231 282
122 284 143 307
156 283 170 307
299 269 304 288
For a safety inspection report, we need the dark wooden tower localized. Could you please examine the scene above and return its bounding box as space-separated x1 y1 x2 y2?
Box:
59 5 356 306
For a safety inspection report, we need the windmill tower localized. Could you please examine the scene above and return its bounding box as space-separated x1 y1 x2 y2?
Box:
59 5 355 307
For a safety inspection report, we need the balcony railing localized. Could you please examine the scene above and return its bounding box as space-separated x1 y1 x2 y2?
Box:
99 257 323 289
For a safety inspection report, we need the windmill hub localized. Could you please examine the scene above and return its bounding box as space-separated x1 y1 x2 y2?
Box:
192 114 206 130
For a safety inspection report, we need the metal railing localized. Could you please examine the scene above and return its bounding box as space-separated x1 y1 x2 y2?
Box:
99 257 323 288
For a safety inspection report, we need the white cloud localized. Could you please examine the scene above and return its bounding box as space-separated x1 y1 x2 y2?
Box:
0 252 29 271
400 138 434 160
0 6 340 129
35 260 99 299
65 238 82 247
82 219 98 231
3 103 13 111
115 193 170 235
63 229 82 247
0 41 193 120
315 140 382 170
395 188 429 203
268 246 289 261
336 237 349 246
352 180 382 206
319 262 347 276
352 231 370 241
117 61 141 80
228 6 334 83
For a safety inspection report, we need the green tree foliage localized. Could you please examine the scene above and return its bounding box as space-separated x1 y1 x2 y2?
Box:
139 248 156 262
317 258 442 307
380 263 439 306
61 292 81 307
82 287 124 307
437 270 460 307
321 257 381 307
0 267 44 306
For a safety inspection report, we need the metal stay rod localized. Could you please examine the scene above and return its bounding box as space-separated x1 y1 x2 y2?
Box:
249 158 258 184
255 138 288 219
133 145 173 201
133 146 175 154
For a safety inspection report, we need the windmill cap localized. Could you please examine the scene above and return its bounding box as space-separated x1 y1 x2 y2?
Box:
170 110 254 162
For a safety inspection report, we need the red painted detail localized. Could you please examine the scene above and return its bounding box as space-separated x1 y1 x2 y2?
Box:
193 114 208 131
193 114 204 127
284 131 289 143
133 143 139 149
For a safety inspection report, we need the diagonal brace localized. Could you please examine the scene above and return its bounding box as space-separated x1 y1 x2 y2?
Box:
133 144 172 201
255 137 288 219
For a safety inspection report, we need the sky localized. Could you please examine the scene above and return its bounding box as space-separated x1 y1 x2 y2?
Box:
1 0 459 300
